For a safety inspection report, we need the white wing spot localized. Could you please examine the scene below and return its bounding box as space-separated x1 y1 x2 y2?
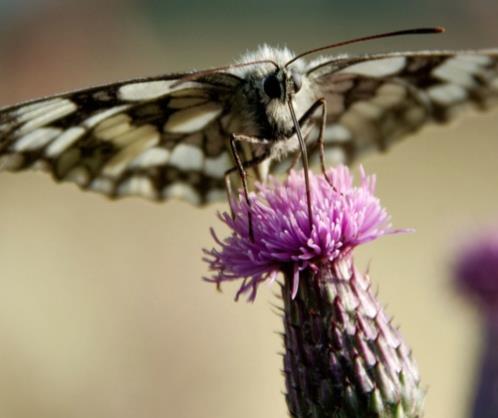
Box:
118 79 204 102
64 166 90 186
373 83 406 108
45 127 86 157
14 100 77 135
83 105 129 129
13 127 62 151
94 114 132 140
164 103 223 134
453 54 492 65
433 59 479 88
168 143 204 171
163 182 201 205
90 177 114 195
350 101 382 120
118 80 176 101
102 126 160 178
428 83 467 105
117 176 156 199
15 98 75 124
324 124 351 143
339 57 406 77
204 152 231 178
106 124 158 149
130 147 170 169
14 98 62 117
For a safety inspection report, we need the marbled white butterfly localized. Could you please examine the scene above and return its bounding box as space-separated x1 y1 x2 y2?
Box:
0 28 497 209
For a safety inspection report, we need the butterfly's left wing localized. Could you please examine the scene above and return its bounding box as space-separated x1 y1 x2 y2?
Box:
0 72 242 205
275 49 498 171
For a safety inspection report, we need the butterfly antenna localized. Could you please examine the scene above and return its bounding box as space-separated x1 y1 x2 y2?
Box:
285 26 445 67
287 98 313 232
171 59 280 88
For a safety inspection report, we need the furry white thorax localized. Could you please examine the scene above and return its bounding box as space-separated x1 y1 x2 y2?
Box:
228 45 319 161
233 45 297 75
232 44 349 78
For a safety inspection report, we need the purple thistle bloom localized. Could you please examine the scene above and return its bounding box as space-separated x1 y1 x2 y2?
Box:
204 166 423 417
204 166 400 302
454 230 498 418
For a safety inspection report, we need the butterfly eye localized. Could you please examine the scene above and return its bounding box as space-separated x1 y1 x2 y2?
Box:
263 75 282 99
292 72 302 92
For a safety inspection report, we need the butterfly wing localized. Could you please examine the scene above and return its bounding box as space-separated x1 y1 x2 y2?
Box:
275 50 498 171
0 73 242 205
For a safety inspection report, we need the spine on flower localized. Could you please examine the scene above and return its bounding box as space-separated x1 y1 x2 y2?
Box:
282 257 424 418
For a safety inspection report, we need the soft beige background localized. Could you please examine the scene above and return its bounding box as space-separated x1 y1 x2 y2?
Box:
0 1 497 417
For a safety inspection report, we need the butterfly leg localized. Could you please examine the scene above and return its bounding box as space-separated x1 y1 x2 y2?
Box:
296 98 345 197
299 98 335 184
225 133 270 242
286 97 329 175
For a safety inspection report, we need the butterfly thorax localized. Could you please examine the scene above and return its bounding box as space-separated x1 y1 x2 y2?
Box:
229 47 318 160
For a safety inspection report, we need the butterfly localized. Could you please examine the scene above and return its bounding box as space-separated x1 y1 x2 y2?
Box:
0 27 497 209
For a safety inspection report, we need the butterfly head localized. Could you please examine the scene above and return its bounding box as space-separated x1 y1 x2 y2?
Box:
262 69 302 102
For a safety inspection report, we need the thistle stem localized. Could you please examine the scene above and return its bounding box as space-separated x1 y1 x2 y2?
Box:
471 321 498 418
281 257 424 418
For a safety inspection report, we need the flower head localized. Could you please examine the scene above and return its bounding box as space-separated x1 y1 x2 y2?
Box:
204 166 400 301
454 229 498 313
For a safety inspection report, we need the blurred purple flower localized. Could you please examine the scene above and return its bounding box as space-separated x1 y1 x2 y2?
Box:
455 230 498 316
204 166 401 301
453 229 498 418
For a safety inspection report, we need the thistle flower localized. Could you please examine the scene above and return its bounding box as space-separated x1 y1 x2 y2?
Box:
454 230 498 418
204 166 398 302
204 167 423 418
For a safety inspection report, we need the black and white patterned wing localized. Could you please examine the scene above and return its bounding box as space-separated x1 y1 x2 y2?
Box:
286 50 498 168
0 73 241 205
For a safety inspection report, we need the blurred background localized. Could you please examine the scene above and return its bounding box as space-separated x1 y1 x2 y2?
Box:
0 1 497 417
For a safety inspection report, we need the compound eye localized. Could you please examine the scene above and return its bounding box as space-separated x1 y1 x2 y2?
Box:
263 75 282 99
292 72 302 93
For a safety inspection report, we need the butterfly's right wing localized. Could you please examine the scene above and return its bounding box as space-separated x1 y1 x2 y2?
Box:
0 72 242 205
286 50 498 169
